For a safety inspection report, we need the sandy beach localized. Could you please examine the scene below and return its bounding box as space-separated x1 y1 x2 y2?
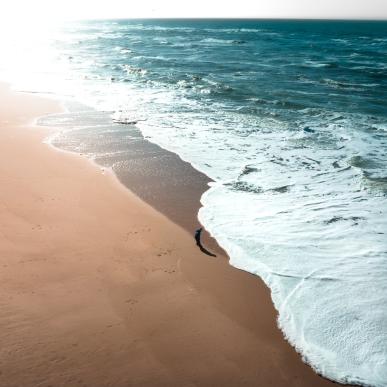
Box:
0 82 338 386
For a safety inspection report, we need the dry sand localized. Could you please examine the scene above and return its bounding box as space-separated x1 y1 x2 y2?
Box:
0 82 338 386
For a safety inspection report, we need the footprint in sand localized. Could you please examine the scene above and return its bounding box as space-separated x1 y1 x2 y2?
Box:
156 249 173 257
125 299 138 305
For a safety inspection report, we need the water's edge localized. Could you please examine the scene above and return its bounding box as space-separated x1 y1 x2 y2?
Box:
36 95 352 386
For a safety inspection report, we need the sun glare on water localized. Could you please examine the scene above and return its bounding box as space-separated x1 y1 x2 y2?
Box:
0 0 160 93
0 3 69 94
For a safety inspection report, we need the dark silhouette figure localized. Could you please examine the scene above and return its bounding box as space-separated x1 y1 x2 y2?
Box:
194 227 216 257
195 227 202 246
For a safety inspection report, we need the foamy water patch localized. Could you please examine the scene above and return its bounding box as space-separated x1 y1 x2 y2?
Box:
199 167 387 387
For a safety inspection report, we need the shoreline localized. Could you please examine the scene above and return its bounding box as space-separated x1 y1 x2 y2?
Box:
0 82 339 386
39 100 225 256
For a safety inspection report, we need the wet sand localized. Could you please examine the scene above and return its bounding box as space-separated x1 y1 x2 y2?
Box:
0 82 338 386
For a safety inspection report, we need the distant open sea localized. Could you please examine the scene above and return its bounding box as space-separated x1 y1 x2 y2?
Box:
2 19 386 386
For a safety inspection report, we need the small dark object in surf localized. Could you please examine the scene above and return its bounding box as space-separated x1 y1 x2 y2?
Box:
113 118 146 125
194 227 216 257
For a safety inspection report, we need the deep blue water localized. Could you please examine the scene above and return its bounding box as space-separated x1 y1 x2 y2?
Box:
68 19 387 118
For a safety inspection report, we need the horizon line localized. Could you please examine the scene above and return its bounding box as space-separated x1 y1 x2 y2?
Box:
68 16 387 22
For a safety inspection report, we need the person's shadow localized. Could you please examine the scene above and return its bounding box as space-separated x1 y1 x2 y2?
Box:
194 227 216 257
